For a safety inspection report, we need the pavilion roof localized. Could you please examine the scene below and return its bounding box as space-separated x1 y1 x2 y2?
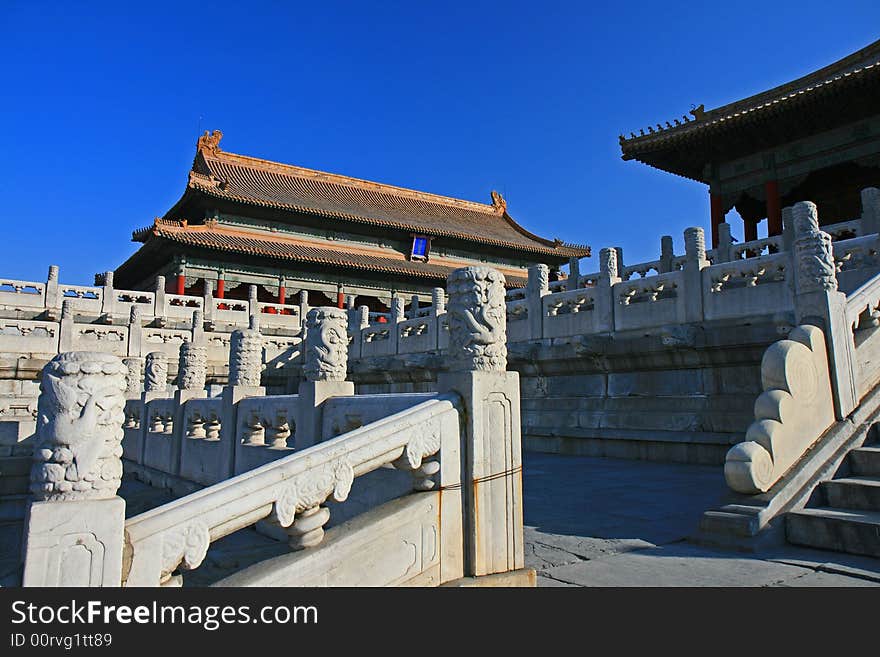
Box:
618 38 880 181
163 130 590 260
126 219 530 287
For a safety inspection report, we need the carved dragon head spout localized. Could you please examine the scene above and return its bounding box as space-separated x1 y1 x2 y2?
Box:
31 351 128 502
447 266 507 372
304 307 348 382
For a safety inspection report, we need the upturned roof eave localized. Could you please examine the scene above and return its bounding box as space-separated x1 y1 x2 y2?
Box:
619 39 880 160
123 229 530 288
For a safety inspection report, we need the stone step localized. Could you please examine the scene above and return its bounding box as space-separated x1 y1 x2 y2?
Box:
786 507 880 558
821 477 880 511
848 447 880 477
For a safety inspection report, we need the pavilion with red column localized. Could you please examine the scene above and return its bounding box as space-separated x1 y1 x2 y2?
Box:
619 38 880 247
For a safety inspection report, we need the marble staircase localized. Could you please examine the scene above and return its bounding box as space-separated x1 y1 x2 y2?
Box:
787 438 880 558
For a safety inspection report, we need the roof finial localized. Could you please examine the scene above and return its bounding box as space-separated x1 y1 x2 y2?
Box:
197 129 223 154
689 104 705 120
491 190 507 214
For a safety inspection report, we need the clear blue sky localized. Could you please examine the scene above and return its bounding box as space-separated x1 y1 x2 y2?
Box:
1 2 878 285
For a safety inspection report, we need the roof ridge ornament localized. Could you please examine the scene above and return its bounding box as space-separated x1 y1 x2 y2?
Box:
197 129 223 155
689 104 705 120
491 190 507 214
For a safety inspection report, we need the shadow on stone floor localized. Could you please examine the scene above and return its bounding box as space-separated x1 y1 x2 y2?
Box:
522 451 728 545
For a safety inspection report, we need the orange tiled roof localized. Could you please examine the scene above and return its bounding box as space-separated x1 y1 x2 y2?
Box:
137 220 530 287
168 130 590 259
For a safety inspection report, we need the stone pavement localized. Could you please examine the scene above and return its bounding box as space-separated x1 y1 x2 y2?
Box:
523 452 880 586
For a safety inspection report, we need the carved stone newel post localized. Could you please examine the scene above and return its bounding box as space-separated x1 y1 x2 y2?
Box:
144 352 167 394
123 357 143 398
596 248 620 332
682 226 708 323
791 201 856 418
178 339 207 392
297 307 354 449
22 352 128 586
526 264 548 340
225 315 265 478
438 266 526 581
229 315 263 387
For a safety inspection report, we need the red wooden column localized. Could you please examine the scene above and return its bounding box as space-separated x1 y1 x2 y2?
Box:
710 192 725 248
216 275 225 299
278 284 286 305
766 180 782 236
336 291 345 309
175 274 185 295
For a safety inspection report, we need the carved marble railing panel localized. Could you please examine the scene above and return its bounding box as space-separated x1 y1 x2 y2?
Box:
731 236 783 260
121 399 143 464
257 302 301 330
263 334 302 372
542 287 597 338
179 397 224 486
72 324 129 357
213 298 250 325
832 234 880 293
0 319 59 354
505 300 530 342
123 395 461 586
724 325 835 494
824 219 861 241
142 328 191 359
360 325 394 358
59 285 102 314
142 397 178 475
548 280 568 293
669 255 686 271
578 271 600 288
205 332 232 364
0 278 46 309
702 253 792 321
235 395 298 474
321 393 436 439
613 271 683 331
437 316 450 351
164 294 204 321
505 288 527 301
397 317 435 354
112 290 156 321
620 260 661 281
0 394 38 459
844 272 880 397
217 490 443 587
413 306 433 319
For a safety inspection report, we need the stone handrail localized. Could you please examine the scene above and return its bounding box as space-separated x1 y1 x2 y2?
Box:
731 235 783 259
704 252 788 293
621 260 661 280
235 395 297 449
182 397 223 439
723 200 877 495
824 219 862 240
0 268 311 334
19 267 526 587
845 273 880 397
123 394 460 586
845 275 880 332
724 325 835 493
